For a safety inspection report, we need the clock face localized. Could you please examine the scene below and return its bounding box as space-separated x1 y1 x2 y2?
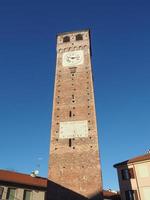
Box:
62 50 84 67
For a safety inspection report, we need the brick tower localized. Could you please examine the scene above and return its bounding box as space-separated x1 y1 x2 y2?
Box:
48 30 103 199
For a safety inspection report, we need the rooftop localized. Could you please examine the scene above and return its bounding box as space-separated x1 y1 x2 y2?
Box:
114 153 150 168
0 169 47 188
57 29 90 36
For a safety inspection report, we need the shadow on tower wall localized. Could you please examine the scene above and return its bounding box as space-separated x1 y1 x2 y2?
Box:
47 180 103 200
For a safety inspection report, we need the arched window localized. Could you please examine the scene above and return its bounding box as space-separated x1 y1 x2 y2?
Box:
76 34 83 41
63 36 70 43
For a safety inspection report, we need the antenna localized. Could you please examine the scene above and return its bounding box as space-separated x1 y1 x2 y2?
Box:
30 156 43 177
146 149 150 154
30 169 39 177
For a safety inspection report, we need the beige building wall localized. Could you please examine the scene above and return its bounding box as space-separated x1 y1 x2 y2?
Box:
0 185 45 200
135 161 150 200
116 160 150 200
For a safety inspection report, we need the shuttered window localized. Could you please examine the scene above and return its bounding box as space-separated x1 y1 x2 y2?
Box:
0 187 4 199
6 188 15 200
125 190 138 200
23 190 31 200
121 168 134 180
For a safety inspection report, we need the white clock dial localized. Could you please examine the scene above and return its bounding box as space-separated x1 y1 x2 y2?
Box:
62 50 84 67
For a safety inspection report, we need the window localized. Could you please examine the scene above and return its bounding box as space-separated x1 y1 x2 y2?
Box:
63 36 70 43
6 188 16 200
69 111 72 117
23 190 31 200
0 187 4 199
69 67 76 73
121 168 134 180
76 34 83 41
69 138 72 147
125 190 137 200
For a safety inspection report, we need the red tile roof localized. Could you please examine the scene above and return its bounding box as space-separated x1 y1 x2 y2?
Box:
114 153 150 168
0 169 47 188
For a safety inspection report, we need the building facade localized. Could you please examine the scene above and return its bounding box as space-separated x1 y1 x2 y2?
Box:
114 153 150 200
48 30 103 199
0 170 47 200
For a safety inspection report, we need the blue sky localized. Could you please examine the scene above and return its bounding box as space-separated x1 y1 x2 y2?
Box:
0 0 150 190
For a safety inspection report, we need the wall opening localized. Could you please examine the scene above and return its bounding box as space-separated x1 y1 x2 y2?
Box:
69 111 72 117
63 36 70 43
69 139 72 147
